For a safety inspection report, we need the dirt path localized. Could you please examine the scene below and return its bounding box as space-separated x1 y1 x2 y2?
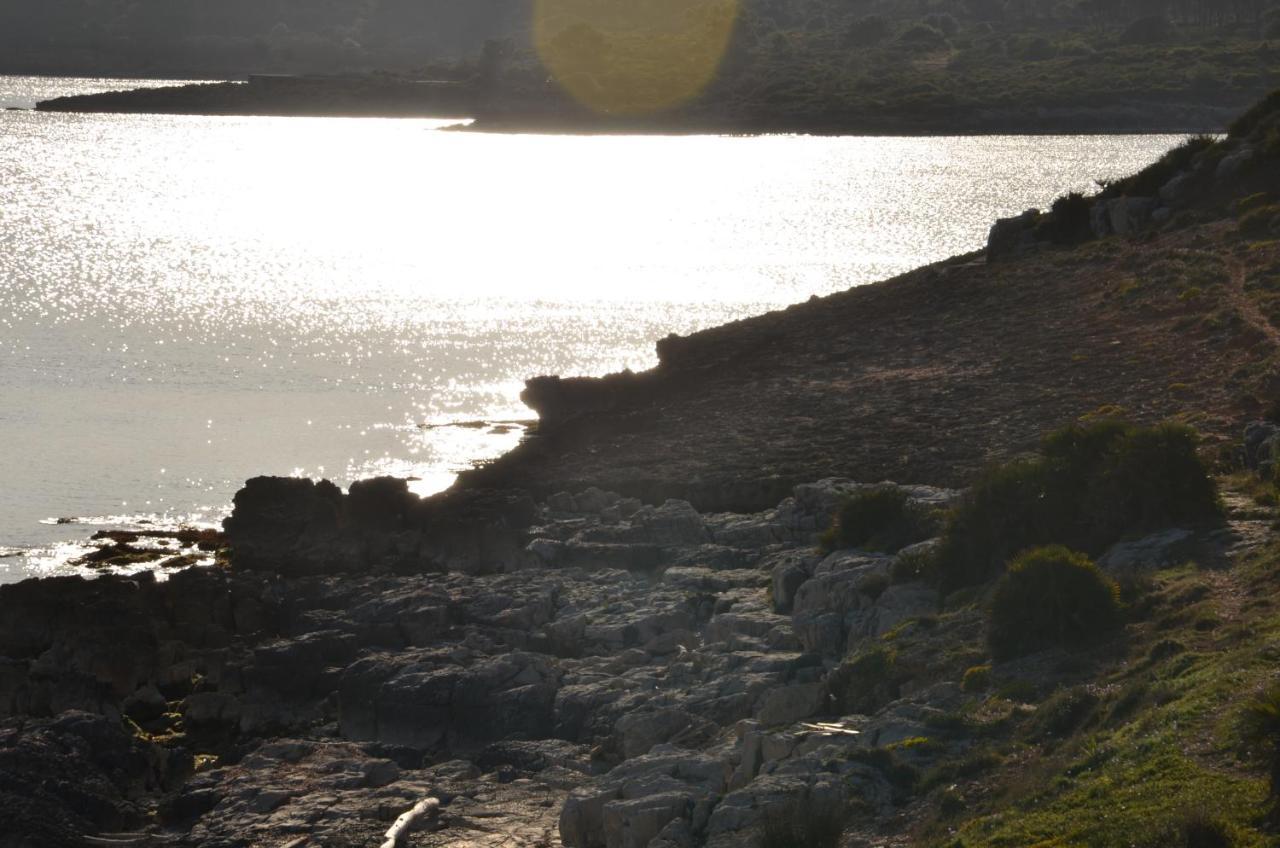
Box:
1222 251 1280 349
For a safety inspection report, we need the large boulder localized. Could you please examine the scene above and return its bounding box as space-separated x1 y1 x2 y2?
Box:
338 651 560 751
1244 421 1280 475
223 477 538 576
612 709 718 759
791 554 890 655
602 792 695 848
1216 146 1256 181
1097 528 1194 574
560 747 731 848
755 682 825 727
222 477 346 574
986 209 1041 262
1105 196 1157 236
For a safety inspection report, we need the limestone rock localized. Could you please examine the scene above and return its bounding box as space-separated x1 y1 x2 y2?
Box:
1245 420 1280 474
1106 196 1156 236
1216 146 1255 181
613 709 718 759
1097 528 1194 573
755 682 825 727
602 792 693 848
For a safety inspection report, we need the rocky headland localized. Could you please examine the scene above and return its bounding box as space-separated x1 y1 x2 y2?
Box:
8 93 1280 848
35 76 474 120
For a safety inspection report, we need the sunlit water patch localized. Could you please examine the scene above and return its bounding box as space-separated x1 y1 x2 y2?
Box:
0 86 1189 582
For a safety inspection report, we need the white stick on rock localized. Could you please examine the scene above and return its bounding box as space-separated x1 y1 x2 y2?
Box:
379 797 440 848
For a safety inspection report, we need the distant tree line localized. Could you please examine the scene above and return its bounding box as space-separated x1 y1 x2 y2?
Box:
5 0 1280 128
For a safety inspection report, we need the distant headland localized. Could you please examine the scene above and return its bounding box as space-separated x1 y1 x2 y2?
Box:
33 71 1243 135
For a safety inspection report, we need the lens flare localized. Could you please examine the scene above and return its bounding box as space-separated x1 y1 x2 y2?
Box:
534 0 738 116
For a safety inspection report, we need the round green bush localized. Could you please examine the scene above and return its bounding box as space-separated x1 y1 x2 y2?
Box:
988 546 1120 660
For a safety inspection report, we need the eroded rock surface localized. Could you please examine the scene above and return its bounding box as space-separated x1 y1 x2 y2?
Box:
0 478 972 847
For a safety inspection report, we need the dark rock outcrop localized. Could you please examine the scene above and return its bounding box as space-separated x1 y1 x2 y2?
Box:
0 478 982 846
222 476 537 577
0 711 184 848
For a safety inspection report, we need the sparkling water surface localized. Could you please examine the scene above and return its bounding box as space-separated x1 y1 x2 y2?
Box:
0 76 1188 582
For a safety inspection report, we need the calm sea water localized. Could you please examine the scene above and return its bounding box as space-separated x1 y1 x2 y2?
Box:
0 76 1187 583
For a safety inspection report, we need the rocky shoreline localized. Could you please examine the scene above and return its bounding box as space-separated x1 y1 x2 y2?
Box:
4 451 1273 847
0 475 967 847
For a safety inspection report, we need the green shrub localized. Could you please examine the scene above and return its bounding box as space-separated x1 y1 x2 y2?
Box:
1102 135 1216 199
1149 638 1187 662
1108 679 1149 723
1239 203 1280 237
1028 684 1101 738
988 546 1121 660
1229 89 1280 138
961 664 992 693
995 679 1039 702
891 544 937 584
847 746 919 796
1044 191 1093 245
821 486 935 553
936 420 1219 590
1146 809 1239 848
1079 423 1220 540
760 794 846 848
1236 192 1271 214
1264 126 1280 160
1240 682 1280 814
918 747 1003 792
827 647 897 714
934 459 1052 590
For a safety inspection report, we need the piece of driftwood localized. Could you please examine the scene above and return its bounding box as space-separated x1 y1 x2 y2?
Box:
798 722 861 735
380 797 440 848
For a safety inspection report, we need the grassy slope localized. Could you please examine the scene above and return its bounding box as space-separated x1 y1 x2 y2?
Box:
871 480 1279 848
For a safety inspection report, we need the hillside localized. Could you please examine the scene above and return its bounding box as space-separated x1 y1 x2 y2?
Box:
12 0 1280 132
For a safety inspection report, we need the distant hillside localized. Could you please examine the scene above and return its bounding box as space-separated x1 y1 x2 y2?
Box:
8 0 1280 132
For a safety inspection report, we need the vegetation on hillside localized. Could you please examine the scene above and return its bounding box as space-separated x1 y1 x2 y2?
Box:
986 545 1121 660
933 420 1221 591
821 485 939 554
9 0 1280 130
813 436 1280 846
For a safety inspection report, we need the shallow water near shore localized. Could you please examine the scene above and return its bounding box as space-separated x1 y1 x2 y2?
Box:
0 76 1188 583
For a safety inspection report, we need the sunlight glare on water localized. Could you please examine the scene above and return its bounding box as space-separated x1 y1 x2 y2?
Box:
0 85 1189 581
